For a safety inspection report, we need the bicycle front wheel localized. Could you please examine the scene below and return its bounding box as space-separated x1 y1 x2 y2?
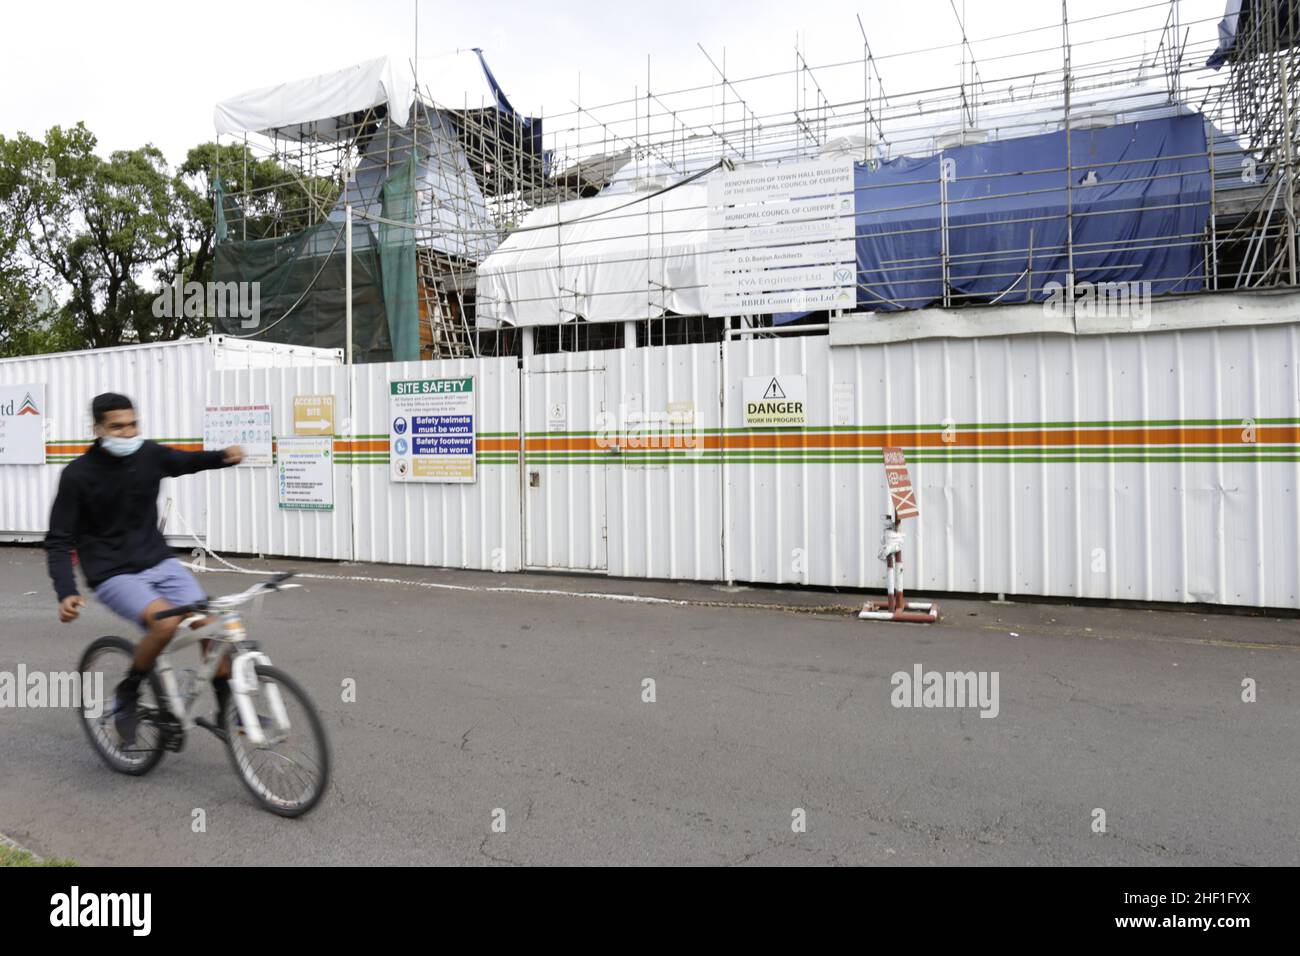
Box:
77 636 167 776
223 665 330 817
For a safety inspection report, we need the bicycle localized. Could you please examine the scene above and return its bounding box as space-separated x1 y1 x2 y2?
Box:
75 571 330 818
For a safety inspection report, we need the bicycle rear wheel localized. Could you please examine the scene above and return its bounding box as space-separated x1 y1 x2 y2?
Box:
77 636 167 776
223 665 330 817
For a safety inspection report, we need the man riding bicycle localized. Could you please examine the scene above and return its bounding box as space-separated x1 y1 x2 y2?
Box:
45 392 244 744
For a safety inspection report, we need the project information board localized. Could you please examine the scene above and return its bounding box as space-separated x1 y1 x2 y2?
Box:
203 404 273 467
707 157 856 316
277 436 334 511
388 377 476 483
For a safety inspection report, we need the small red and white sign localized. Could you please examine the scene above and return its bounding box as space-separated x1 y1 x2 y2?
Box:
882 446 919 519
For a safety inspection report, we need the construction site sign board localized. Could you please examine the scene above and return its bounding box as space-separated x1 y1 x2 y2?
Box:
203 404 272 467
706 157 855 317
883 445 919 519
388 377 476 484
743 374 807 427
293 395 335 436
0 384 45 465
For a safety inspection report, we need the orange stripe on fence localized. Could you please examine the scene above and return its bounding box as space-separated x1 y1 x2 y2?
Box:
524 426 1300 452
46 442 206 454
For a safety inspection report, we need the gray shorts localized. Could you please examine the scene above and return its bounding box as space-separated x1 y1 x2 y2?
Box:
94 558 206 628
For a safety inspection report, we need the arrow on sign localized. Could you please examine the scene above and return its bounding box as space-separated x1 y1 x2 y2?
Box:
295 418 332 431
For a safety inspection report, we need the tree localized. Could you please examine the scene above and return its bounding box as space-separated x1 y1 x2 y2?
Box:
0 123 183 348
164 141 339 289
0 125 341 353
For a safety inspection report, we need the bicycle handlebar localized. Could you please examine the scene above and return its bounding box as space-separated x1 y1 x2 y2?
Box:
151 571 299 621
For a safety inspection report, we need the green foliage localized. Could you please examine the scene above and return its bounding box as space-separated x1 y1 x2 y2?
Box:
0 123 341 354
0 844 76 867
182 141 340 245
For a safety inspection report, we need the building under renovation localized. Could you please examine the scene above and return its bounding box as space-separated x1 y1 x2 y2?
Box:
201 3 1300 361
4 1 1298 611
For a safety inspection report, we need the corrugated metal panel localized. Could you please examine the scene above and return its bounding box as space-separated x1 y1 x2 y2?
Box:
601 343 723 581
205 365 353 560
0 337 341 547
723 325 1300 608
522 342 725 581
353 357 522 571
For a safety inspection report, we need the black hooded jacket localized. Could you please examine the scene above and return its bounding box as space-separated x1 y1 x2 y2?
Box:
44 439 233 600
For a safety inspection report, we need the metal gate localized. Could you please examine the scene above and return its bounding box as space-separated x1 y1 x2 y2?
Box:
522 357 609 571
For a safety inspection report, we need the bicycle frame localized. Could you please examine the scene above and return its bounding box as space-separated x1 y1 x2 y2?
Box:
151 601 290 748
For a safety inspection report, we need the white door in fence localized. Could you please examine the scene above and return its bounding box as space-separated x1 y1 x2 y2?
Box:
523 365 609 571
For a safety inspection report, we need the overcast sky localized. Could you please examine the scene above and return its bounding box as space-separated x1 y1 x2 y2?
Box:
1 0 1226 165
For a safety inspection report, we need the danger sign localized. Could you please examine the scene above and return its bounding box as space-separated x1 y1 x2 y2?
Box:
743 374 807 426
882 446 919 519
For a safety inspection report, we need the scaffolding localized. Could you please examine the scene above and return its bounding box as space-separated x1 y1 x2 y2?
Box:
212 2 1300 361
1215 0 1300 286
214 52 556 360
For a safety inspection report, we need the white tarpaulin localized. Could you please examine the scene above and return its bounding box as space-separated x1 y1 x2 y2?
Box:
214 56 416 141
475 184 710 327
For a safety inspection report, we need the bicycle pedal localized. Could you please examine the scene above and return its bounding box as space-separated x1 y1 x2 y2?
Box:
195 716 228 743
141 707 186 753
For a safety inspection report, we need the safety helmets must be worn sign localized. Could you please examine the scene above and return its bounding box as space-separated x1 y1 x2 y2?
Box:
742 374 806 427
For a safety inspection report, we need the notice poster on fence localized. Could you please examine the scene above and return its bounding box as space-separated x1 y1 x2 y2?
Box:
203 404 272 467
0 383 46 465
277 436 334 511
388 377 476 484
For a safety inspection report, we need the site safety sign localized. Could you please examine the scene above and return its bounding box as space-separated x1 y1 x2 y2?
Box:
388 377 476 484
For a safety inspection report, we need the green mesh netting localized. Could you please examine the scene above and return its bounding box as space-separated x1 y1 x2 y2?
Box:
211 158 421 363
379 152 419 362
211 220 392 361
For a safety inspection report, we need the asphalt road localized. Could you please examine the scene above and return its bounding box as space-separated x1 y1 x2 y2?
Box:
2 545 1298 866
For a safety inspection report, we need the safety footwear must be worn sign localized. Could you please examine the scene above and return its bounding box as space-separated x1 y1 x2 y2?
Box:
743 374 807 426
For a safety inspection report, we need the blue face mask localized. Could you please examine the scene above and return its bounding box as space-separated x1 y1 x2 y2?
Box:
101 435 144 457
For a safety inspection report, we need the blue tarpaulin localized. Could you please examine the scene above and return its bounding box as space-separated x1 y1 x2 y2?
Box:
847 113 1211 313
